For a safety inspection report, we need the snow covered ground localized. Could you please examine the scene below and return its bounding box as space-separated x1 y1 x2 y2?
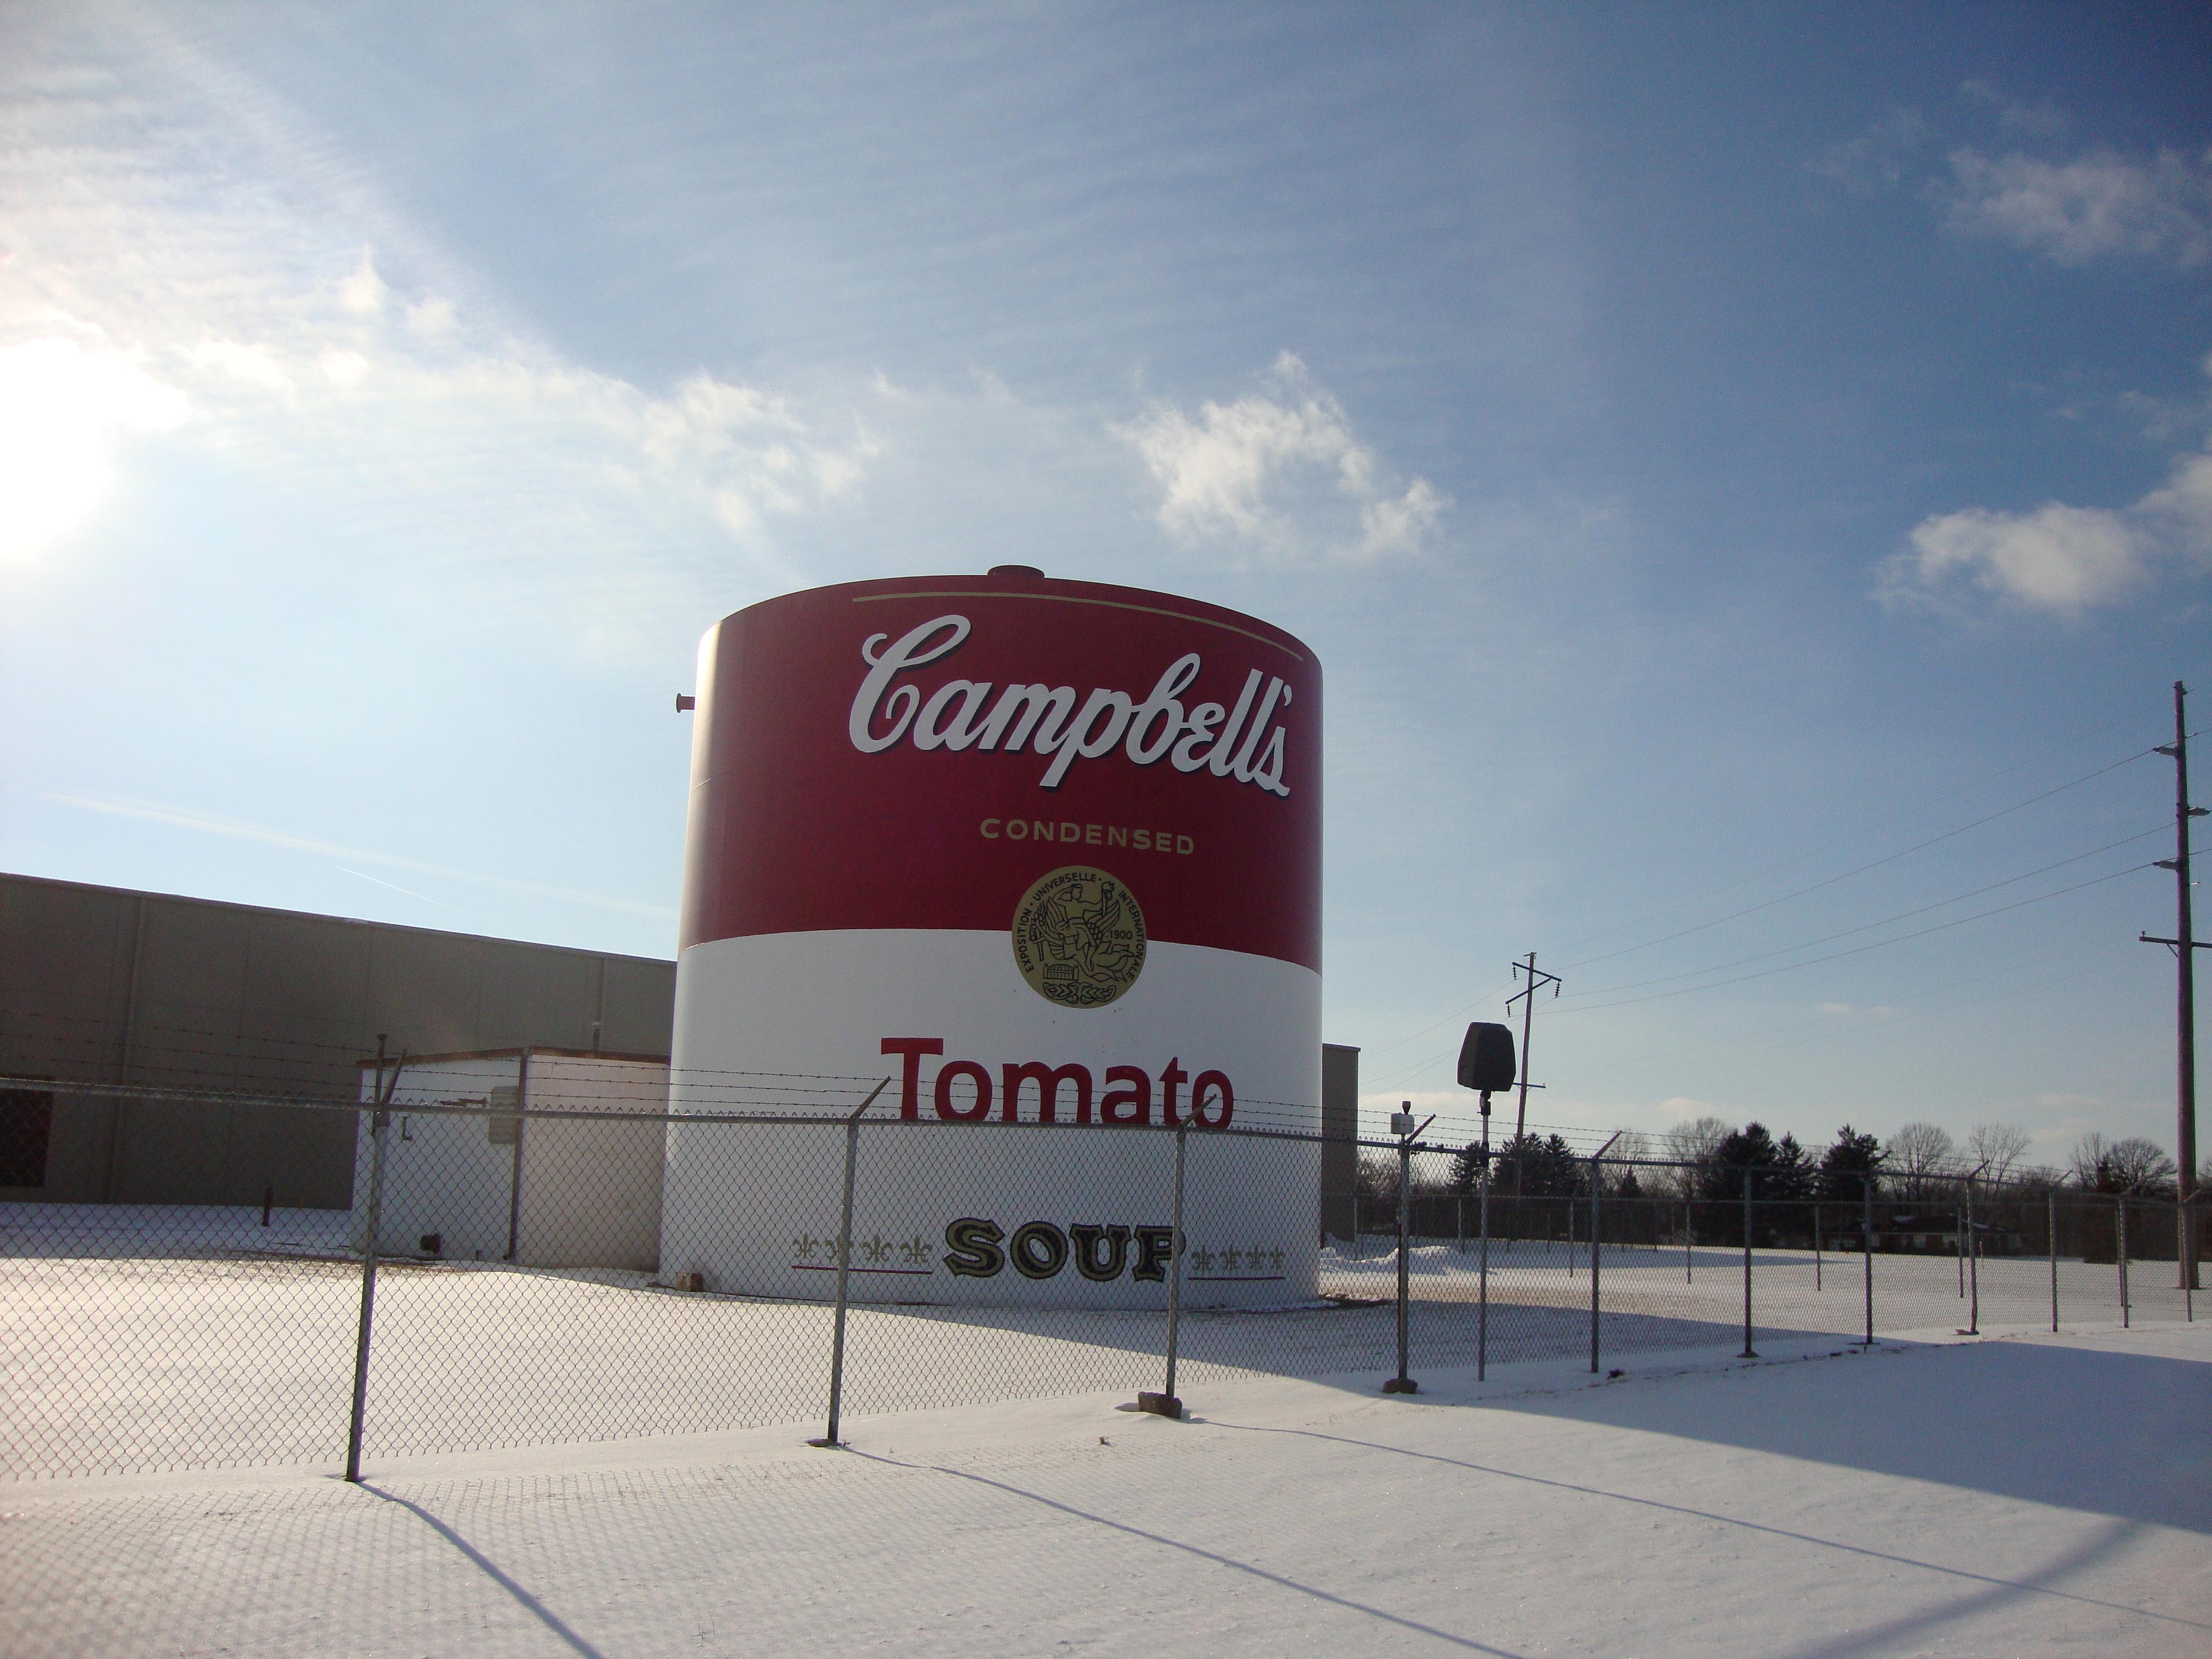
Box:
3 1325 2205 1657
1 1205 2198 1479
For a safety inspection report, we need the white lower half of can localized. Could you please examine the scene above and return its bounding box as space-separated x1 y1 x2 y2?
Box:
662 929 1321 1308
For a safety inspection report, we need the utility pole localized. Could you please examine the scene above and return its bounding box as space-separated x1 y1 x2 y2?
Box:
2141 680 2207 1291
1505 952 1562 1200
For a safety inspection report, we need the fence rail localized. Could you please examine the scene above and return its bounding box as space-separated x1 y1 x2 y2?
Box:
0 1084 2200 1481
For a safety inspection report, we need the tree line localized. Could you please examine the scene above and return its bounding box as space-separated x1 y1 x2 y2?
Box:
1357 1115 2193 1222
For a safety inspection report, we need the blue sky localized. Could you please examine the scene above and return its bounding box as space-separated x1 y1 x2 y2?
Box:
5 2 2209 1168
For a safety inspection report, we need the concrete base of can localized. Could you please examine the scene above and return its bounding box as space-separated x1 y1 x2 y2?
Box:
1381 1376 1419 1394
1134 1392 1184 1419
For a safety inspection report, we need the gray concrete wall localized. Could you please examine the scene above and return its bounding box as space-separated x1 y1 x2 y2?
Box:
1320 1042 1358 1242
0 873 675 1210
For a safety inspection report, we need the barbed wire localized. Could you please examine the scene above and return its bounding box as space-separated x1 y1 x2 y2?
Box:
3 1071 2185 1195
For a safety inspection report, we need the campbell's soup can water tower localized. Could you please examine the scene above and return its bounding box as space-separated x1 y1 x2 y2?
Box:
660 569 1321 1307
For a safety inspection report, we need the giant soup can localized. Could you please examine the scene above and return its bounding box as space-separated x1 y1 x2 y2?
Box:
660 570 1321 1307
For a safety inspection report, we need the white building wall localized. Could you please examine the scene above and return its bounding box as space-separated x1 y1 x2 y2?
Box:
350 1056 519 1262
513 1055 668 1271
350 1052 669 1270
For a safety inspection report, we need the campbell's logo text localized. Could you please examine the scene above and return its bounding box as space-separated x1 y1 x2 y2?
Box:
849 615 1294 797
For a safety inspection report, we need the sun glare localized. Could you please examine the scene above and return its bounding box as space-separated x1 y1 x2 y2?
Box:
0 336 188 566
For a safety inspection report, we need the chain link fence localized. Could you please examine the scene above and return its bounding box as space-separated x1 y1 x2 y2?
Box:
2 1072 2201 1480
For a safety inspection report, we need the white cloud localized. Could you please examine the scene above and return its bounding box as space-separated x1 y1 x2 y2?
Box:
1812 101 2211 269
7 241 881 609
2138 449 2212 555
188 338 291 394
1120 354 1366 538
338 248 388 314
1938 145 2212 267
403 295 456 336
1880 351 2212 616
0 22 883 634
315 346 370 389
1880 502 2150 616
1115 353 1447 563
1356 478 1446 561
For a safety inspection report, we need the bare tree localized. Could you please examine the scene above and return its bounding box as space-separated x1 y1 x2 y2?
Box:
1357 1151 1401 1213
2073 1133 2178 1195
1601 1130 1652 1195
1662 1116 1732 1200
1887 1122 1955 1201
2071 1132 2109 1190
1965 1123 2031 1184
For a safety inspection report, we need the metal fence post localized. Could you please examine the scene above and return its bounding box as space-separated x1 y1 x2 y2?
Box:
1814 1202 1823 1293
1962 1177 1979 1336
2118 1193 2130 1330
1956 1192 1966 1298
1685 1198 1694 1285
1740 1171 1756 1359
810 1078 888 1449
2048 1187 2059 1332
1861 1180 1873 1347
344 1044 403 1484
1167 1122 1188 1396
1385 1125 1416 1393
504 1049 531 1263
1588 1155 1603 1373
1138 1123 1189 1418
2186 1196 2196 1323
1478 1166 1490 1381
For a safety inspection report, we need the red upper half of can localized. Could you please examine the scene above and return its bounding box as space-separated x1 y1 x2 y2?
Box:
679 571 1322 971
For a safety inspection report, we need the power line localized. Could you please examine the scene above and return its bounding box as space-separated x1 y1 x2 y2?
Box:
1380 857 2137 1095
1558 741 2165 974
1543 703 2182 964
1354 710 2209 1077
1361 731 2180 1091
1561 862 2151 1014
1357 687 2212 1112
1363 831 2161 1093
1353 976 1517 1063
1559 823 2170 1001
1563 938 2128 1085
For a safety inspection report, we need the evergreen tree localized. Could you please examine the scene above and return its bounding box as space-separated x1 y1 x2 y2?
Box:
1492 1132 1586 1198
1817 1126 1885 1205
1448 1139 1491 1194
1699 1122 1807 1242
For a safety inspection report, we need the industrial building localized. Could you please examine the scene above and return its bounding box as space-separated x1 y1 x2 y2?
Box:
0 872 674 1211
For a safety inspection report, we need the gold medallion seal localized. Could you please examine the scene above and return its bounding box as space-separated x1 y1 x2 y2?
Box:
1010 866 1147 1009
